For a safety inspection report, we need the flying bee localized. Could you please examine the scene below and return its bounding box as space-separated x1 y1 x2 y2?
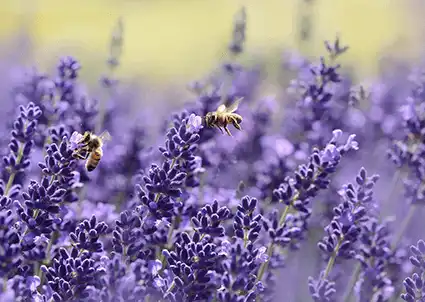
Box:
71 130 111 172
204 98 243 136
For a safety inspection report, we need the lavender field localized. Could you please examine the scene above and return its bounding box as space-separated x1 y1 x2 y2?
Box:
1 2 425 302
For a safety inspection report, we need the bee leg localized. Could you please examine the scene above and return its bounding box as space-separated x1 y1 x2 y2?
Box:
232 120 242 131
73 153 87 160
72 148 89 160
224 126 232 136
216 126 225 134
228 117 241 131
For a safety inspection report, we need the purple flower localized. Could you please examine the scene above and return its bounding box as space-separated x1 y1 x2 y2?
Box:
148 260 163 276
255 246 269 265
186 113 203 133
69 131 83 150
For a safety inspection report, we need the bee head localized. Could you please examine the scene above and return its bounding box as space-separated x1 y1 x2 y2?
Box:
81 132 92 144
204 112 214 125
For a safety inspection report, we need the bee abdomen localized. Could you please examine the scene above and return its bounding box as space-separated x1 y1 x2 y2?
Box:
86 148 102 172
86 162 98 172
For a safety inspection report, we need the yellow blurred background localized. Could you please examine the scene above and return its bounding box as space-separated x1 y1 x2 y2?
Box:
0 0 423 90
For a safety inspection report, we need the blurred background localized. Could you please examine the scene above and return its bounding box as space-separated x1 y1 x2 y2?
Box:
1 2 424 300
1 0 424 100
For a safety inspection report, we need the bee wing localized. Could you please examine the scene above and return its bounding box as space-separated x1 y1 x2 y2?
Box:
216 104 227 113
98 130 112 143
224 97 243 113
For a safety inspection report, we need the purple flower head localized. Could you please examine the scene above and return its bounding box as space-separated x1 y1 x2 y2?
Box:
41 246 106 301
162 231 222 301
2 102 42 188
186 113 203 133
69 131 83 151
69 215 108 253
255 246 269 265
191 200 230 237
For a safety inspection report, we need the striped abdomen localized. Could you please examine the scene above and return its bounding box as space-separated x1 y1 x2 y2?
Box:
86 147 103 172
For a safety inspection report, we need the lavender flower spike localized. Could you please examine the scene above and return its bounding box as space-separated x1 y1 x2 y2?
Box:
2 103 42 196
401 240 425 302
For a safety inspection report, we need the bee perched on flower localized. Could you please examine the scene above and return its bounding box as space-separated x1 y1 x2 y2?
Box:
70 130 111 171
203 98 243 136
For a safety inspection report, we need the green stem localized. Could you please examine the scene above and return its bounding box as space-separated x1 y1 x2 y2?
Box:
37 231 59 291
199 172 206 205
257 204 291 282
165 281 175 295
279 204 291 226
170 157 177 169
381 169 402 218
4 144 25 196
256 242 274 282
322 237 343 281
154 193 161 203
159 218 175 265
391 204 417 250
243 229 248 248
341 263 361 302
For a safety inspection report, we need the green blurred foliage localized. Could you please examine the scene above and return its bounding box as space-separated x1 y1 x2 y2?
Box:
0 0 422 93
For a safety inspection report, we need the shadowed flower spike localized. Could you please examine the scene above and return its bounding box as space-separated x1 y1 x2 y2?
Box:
228 6 247 55
354 218 394 302
0 210 22 279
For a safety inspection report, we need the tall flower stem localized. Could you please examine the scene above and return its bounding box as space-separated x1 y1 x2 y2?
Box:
322 237 343 281
257 204 291 281
391 204 417 250
342 169 404 302
341 263 361 302
4 119 29 196
297 0 315 49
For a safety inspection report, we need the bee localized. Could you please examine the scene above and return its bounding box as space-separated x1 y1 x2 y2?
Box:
204 98 243 136
71 130 111 172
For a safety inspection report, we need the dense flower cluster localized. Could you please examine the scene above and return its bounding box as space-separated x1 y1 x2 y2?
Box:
0 7 424 302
